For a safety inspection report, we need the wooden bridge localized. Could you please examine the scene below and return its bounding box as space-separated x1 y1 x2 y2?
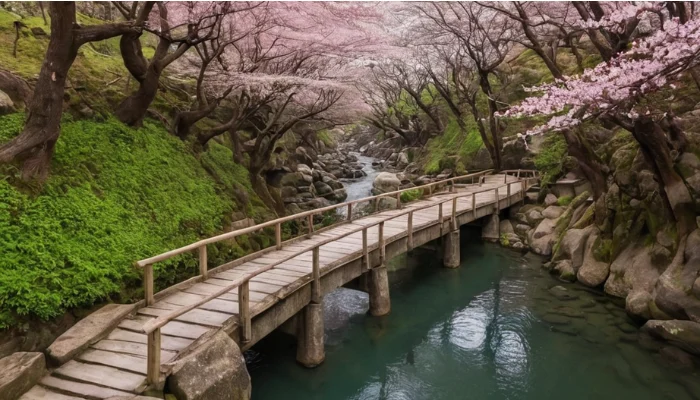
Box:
20 170 538 399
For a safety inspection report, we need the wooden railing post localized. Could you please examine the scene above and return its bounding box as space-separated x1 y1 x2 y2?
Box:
378 221 385 264
374 197 379 212
275 223 282 250
472 193 476 219
507 183 511 206
147 328 161 385
479 175 483 187
199 245 208 279
312 247 321 303
307 214 314 238
449 180 454 193
239 280 251 343
144 264 154 306
504 174 507 183
495 188 500 211
347 203 353 221
362 228 368 271
396 192 402 209
451 197 457 231
438 202 444 235
407 211 414 250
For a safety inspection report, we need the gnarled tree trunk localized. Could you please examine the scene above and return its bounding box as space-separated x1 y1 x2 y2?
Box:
632 117 695 236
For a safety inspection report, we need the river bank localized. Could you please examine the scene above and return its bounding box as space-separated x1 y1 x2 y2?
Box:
247 229 700 399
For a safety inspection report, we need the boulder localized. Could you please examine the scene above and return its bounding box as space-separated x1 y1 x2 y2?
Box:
542 205 564 220
372 172 400 195
553 226 594 271
577 232 610 287
313 181 333 196
641 320 700 356
653 229 700 322
0 352 45 400
659 346 696 370
396 152 409 167
47 304 135 366
528 218 557 256
553 260 576 282
0 90 14 116
604 241 660 299
296 164 312 175
30 27 46 37
544 193 558 206
168 330 251 400
514 224 530 237
525 209 545 226
280 186 297 198
626 290 652 321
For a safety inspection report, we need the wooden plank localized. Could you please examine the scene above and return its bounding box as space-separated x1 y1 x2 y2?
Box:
78 349 147 375
107 329 192 352
138 306 232 327
54 360 145 392
119 317 210 340
19 386 83 400
41 375 133 399
91 339 177 362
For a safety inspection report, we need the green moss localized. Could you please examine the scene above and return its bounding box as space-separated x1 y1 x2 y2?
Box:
557 195 573 207
0 114 259 328
400 188 422 203
316 129 336 148
534 134 573 185
423 117 484 174
593 237 613 263
499 234 510 247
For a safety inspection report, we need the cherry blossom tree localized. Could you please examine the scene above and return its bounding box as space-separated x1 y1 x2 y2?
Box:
505 15 700 235
113 1 242 126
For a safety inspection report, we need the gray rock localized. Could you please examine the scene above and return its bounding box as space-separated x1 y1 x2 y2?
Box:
30 27 46 36
168 330 251 400
549 285 578 301
514 224 530 237
626 290 652 320
542 206 564 219
372 172 400 195
553 259 576 282
0 89 14 116
577 232 610 287
396 152 409 166
544 193 558 206
47 304 135 366
499 220 514 235
641 320 700 356
281 186 297 198
656 230 674 248
528 218 557 256
313 181 333 196
0 352 45 400
297 164 312 175
604 241 659 299
525 209 545 226
553 226 594 271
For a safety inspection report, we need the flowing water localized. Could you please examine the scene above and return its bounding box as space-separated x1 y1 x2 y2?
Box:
246 228 700 400
342 152 381 202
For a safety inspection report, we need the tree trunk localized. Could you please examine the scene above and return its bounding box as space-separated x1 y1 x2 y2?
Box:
0 2 77 180
250 173 284 216
562 129 607 199
478 71 503 170
114 67 161 126
632 117 696 236
173 103 218 139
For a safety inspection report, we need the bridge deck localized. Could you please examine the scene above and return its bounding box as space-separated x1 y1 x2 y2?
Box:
21 174 527 399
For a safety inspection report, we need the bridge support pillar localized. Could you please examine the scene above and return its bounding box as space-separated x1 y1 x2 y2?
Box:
482 213 500 242
442 229 460 268
296 301 325 368
368 265 391 316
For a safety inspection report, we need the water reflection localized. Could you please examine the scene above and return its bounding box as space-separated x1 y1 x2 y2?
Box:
247 231 700 400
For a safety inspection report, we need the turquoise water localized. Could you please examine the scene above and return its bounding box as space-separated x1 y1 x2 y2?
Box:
247 229 700 400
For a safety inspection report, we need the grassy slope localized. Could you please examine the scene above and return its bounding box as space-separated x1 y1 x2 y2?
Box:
0 10 269 328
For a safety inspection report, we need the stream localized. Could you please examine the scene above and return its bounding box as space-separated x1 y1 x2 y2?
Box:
245 227 700 399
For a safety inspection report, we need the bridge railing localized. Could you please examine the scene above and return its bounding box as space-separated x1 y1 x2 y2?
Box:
136 169 539 385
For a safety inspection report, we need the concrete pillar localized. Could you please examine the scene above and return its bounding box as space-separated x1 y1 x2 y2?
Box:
296 302 324 368
442 229 461 268
482 213 500 242
368 266 391 316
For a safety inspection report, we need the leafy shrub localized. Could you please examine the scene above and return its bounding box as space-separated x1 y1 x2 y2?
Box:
400 189 422 203
534 134 573 185
557 195 573 207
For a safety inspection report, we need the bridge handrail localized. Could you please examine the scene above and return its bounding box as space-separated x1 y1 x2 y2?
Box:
140 176 535 335
135 169 498 268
